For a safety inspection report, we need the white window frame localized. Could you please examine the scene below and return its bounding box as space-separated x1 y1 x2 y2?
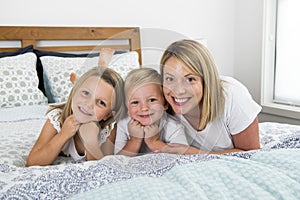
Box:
261 0 300 119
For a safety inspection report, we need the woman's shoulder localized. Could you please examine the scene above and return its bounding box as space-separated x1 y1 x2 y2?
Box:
221 76 250 95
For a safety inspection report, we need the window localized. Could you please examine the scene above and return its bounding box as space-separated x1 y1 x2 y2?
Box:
261 0 300 119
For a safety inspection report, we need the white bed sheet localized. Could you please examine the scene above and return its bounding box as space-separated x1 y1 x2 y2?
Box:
0 105 300 199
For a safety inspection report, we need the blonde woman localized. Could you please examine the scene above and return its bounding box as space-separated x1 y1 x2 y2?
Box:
159 39 261 154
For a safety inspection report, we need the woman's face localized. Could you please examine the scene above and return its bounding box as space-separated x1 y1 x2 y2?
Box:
71 76 115 124
127 83 166 126
162 56 203 115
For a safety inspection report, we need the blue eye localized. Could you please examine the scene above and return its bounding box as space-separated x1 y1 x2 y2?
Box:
165 76 173 82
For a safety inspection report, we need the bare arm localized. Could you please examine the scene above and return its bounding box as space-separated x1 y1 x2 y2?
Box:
100 124 117 156
144 124 167 152
159 117 260 155
26 115 79 166
116 119 144 156
232 117 260 151
117 136 143 156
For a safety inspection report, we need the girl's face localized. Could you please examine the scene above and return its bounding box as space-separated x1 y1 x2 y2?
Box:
71 76 115 124
163 56 203 115
127 83 166 126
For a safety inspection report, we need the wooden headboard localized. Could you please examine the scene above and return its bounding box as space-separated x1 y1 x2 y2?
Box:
0 26 142 64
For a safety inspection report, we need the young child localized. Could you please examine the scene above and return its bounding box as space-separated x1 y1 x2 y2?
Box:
114 67 188 156
26 67 125 166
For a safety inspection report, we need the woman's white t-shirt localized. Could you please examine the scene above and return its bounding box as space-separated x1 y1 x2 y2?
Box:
176 76 262 151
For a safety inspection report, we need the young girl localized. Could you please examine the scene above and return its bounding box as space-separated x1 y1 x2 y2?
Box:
26 67 125 166
114 67 188 156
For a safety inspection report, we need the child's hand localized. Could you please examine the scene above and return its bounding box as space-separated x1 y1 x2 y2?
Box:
128 119 144 139
144 124 159 139
144 124 159 144
78 122 103 160
61 115 80 138
144 124 167 152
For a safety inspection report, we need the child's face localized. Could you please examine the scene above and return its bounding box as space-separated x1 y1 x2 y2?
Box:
72 76 115 124
127 83 166 126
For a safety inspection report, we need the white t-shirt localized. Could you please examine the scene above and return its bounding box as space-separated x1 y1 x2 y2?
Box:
114 113 188 154
176 76 262 152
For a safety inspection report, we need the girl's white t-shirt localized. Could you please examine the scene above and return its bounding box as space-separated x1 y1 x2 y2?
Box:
176 76 262 152
47 108 112 161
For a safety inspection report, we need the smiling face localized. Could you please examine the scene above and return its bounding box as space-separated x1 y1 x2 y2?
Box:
162 56 203 115
127 83 166 126
71 76 115 124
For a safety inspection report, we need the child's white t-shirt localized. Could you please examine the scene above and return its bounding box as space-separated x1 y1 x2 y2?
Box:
176 76 262 152
47 108 112 161
114 113 188 154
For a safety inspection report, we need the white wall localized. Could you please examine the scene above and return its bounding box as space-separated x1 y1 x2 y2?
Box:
0 0 235 75
1 0 296 124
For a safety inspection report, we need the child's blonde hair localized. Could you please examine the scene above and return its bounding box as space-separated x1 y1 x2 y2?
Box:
124 67 163 105
50 67 125 128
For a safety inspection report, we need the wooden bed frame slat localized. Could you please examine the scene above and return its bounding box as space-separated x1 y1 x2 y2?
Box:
0 26 142 64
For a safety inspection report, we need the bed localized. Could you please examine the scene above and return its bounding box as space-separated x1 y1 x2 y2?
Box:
0 26 299 200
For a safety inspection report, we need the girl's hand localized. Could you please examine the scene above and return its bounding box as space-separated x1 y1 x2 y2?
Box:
61 115 80 138
78 122 104 160
144 124 168 152
144 124 159 141
128 119 144 139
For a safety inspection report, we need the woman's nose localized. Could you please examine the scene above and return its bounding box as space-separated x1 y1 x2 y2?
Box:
170 81 186 95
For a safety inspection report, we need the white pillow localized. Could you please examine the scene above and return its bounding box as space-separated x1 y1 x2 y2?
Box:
41 51 139 103
0 52 48 108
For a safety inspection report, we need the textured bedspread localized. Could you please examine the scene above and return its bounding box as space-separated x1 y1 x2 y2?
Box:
0 105 300 199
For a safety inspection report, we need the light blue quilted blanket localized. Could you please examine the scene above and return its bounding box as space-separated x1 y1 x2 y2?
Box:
71 149 300 200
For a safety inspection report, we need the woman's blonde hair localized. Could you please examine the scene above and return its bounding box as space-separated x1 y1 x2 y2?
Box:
49 67 125 128
124 67 163 106
160 39 225 130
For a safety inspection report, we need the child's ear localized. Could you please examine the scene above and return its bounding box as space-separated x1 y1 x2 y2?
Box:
164 102 169 110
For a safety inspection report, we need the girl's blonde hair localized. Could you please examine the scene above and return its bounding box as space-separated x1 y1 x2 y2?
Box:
160 39 225 130
50 67 125 128
124 67 163 105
